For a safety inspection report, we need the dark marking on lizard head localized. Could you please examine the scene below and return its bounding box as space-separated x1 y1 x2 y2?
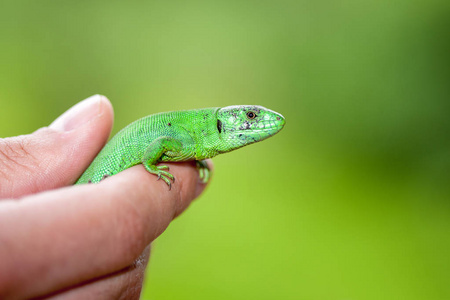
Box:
88 179 92 184
238 121 251 131
101 174 110 181
168 122 171 126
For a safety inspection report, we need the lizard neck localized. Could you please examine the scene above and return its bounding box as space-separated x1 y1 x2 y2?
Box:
190 107 222 160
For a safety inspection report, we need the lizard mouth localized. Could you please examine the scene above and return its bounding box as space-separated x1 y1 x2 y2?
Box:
235 119 285 134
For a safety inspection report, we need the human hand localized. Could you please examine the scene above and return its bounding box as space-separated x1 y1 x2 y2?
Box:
0 95 209 299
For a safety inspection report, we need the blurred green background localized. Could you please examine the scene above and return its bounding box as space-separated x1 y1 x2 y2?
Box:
1 0 449 299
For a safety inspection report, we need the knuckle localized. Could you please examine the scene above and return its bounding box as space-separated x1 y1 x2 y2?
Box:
0 136 39 178
0 128 63 197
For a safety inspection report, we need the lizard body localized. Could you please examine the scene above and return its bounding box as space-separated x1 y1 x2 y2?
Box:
75 105 285 188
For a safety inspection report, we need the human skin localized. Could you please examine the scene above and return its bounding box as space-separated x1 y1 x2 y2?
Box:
0 95 210 299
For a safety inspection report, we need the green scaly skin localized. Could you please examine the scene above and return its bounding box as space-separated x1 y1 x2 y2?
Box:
75 105 285 189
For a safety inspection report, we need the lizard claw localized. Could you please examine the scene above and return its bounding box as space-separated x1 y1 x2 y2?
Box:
196 160 211 184
143 163 175 189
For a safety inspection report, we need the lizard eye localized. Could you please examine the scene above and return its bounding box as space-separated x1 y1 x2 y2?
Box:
246 111 256 119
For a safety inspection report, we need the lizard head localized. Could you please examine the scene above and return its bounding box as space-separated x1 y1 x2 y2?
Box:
216 105 285 152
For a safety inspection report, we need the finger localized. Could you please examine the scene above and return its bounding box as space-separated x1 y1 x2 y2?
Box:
0 161 210 299
42 245 151 300
0 95 113 199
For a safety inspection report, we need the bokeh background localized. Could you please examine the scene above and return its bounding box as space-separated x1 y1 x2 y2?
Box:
1 0 449 299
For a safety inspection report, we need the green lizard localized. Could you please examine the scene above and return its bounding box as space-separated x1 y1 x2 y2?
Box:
75 105 285 189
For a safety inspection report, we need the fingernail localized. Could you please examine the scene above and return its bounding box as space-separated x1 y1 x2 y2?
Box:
50 95 106 131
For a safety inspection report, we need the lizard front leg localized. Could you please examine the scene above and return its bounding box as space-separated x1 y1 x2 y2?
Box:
142 137 183 189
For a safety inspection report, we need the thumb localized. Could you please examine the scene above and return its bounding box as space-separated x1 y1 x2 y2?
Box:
0 95 113 199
